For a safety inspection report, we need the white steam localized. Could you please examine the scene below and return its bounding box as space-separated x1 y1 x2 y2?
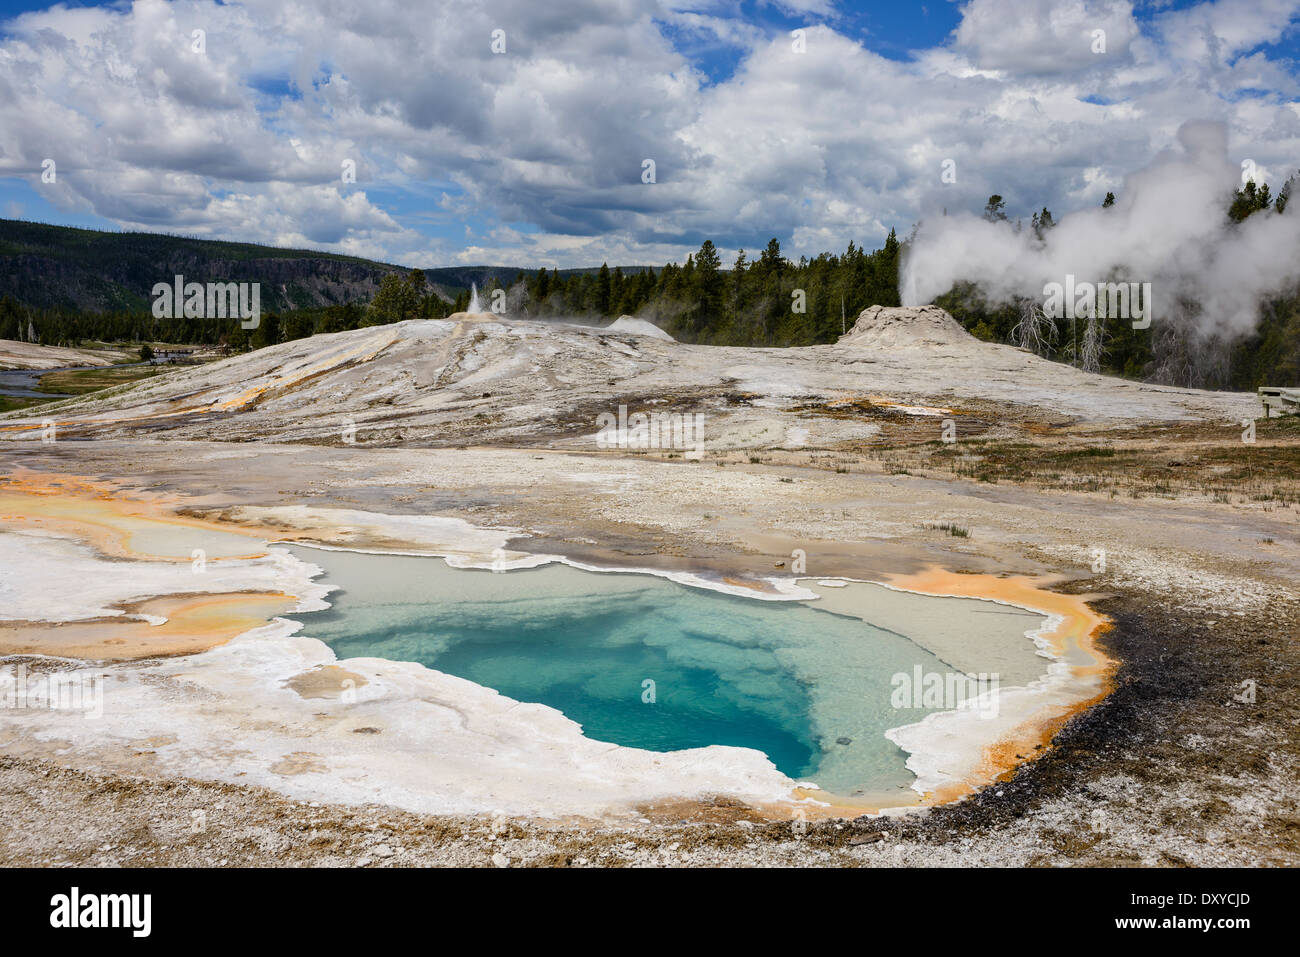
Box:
901 121 1300 340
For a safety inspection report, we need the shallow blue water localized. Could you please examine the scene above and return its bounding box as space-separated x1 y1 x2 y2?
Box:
288 548 976 793
0 363 148 398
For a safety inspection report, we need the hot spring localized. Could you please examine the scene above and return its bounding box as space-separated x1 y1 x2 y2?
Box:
287 546 1049 801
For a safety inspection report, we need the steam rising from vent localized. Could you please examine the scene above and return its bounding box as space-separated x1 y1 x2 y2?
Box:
901 122 1300 385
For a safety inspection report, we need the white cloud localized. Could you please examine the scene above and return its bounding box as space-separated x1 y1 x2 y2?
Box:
954 0 1141 75
0 0 1295 268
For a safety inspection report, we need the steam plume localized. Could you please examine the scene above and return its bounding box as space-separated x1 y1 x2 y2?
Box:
901 122 1300 384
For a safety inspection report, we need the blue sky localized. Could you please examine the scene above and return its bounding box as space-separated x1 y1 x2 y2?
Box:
1 0 1297 267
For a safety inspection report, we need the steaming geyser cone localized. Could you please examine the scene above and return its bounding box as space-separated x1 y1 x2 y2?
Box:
0 306 1256 446
605 315 675 340
839 305 976 351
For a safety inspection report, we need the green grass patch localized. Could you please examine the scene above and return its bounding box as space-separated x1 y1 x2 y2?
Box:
1060 446 1118 458
926 522 970 537
0 395 56 414
36 364 169 396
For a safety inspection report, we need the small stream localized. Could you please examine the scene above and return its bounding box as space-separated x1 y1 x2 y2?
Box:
0 365 90 398
0 361 148 399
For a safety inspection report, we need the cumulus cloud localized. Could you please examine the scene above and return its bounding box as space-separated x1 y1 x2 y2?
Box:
953 0 1141 75
0 0 1296 269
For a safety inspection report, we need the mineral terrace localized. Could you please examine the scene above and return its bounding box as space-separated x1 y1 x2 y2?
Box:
0 306 1296 867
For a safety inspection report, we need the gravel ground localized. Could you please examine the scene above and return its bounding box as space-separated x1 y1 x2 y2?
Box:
1 312 1296 867
2 437 1296 866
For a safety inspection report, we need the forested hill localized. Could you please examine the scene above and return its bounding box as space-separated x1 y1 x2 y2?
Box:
4 202 1295 391
0 219 643 314
0 219 433 312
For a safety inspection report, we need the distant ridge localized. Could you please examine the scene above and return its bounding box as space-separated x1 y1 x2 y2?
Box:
0 219 656 314
0 219 418 313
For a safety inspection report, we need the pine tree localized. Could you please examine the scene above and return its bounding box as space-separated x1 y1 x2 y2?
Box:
595 262 611 315
758 238 784 276
368 274 416 325
1229 180 1273 222
1033 207 1055 238
610 267 625 314
1277 174 1295 214
694 240 724 336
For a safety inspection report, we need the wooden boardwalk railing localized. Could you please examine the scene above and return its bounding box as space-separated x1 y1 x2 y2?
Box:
1260 386 1300 417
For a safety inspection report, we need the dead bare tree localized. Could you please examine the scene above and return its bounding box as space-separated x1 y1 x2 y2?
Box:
1079 310 1105 373
1145 298 1232 388
1009 297 1056 357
